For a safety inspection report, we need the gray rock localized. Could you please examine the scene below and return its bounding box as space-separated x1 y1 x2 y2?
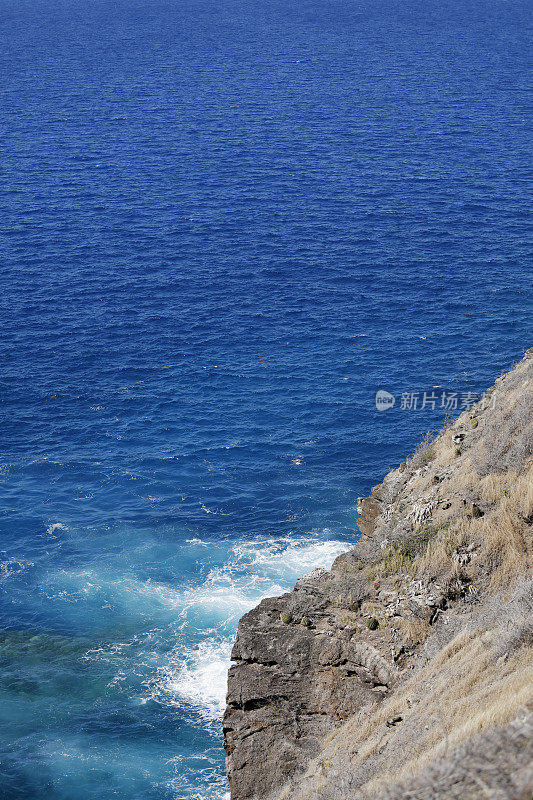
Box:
224 589 396 800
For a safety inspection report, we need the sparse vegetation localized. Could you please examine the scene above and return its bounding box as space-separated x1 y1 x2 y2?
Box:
471 380 533 475
269 611 533 800
381 543 416 578
472 578 533 657
390 616 428 644
409 430 437 469
401 527 438 557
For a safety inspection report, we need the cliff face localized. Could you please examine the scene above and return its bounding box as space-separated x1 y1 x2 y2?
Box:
224 572 398 799
224 351 533 800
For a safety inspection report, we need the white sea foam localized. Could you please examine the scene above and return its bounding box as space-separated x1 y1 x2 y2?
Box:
164 751 231 799
44 569 185 618
46 522 68 536
154 535 353 722
230 536 352 579
157 638 232 720
45 532 352 731
0 557 33 581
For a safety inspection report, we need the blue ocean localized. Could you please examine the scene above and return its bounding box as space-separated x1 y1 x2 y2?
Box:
0 0 531 797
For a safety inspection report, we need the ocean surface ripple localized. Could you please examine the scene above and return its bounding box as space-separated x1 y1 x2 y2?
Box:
0 0 531 796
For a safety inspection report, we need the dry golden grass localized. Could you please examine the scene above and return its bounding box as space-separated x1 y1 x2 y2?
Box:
410 462 533 589
520 468 533 519
271 623 533 800
414 518 469 578
482 510 529 587
362 640 533 794
479 470 518 504
476 466 533 588
389 616 428 644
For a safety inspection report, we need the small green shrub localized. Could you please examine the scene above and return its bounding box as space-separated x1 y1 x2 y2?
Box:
382 543 416 577
366 617 379 630
421 448 436 466
402 528 437 558
280 612 292 624
366 566 377 582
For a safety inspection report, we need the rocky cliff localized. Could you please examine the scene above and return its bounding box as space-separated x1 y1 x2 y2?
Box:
224 350 533 800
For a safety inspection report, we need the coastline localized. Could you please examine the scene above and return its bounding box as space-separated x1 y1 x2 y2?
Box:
224 349 533 800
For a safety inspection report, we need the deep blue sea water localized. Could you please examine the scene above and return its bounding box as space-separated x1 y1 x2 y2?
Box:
0 0 532 797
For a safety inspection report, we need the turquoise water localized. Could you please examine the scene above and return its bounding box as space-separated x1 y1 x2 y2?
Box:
1 0 532 796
